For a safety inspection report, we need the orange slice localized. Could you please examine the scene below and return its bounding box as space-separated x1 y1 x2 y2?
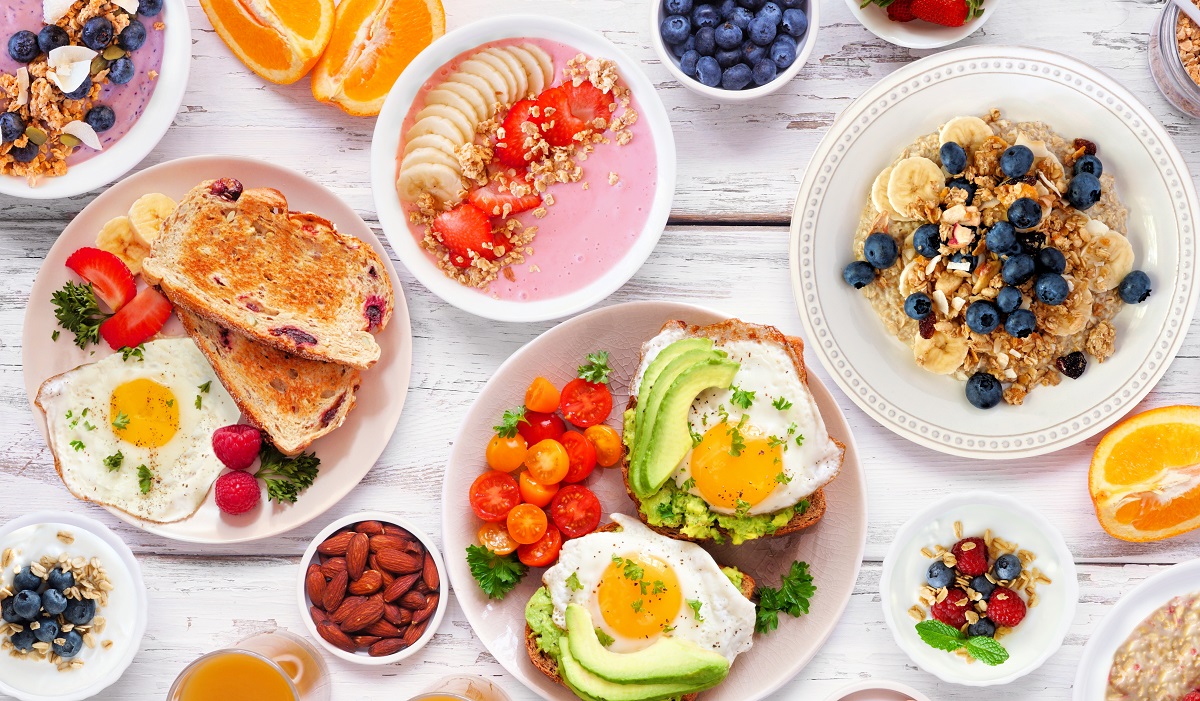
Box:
1089 405 1200 542
199 0 334 85
311 0 446 117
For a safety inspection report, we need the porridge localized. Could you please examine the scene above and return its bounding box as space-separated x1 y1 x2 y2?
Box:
1106 592 1200 701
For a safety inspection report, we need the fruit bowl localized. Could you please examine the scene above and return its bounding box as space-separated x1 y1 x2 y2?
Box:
844 0 1001 50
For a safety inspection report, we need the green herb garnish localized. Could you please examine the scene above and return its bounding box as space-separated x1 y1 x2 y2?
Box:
465 545 527 600
755 561 816 634
578 351 612 384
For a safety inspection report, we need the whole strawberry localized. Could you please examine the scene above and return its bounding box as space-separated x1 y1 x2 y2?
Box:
910 0 983 27
987 586 1027 627
930 587 971 628
951 537 988 577
887 0 916 22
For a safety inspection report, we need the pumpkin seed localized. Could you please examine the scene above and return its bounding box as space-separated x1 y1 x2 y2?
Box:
101 46 125 61
25 127 47 146
90 56 108 75
60 134 80 148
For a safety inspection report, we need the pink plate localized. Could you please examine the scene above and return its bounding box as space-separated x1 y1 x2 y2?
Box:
21 155 413 544
441 300 867 701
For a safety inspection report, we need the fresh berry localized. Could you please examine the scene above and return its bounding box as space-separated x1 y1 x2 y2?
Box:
695 26 717 55
715 48 741 69
81 17 114 51
1119 270 1151 303
46 567 74 591
214 470 261 515
940 141 967 175
65 247 137 311
781 7 808 34
432 203 497 268
843 261 875 289
913 223 942 258
118 19 147 51
7 31 39 63
33 615 59 643
993 553 1022 581
63 76 93 100
926 560 955 588
1074 154 1103 178
41 588 68 616
947 177 976 204
1001 253 1036 286
864 232 899 269
985 221 1019 256
108 56 135 85
770 34 796 68
965 300 1000 334
99 286 172 350
911 0 971 27
1008 197 1042 229
52 630 83 658
680 49 701 77
969 575 996 600
887 0 917 21
752 58 776 85
747 14 777 45
721 63 753 90
742 41 767 65
696 55 721 87
661 15 691 45
665 0 694 13
729 5 754 28
63 597 95 626
1067 172 1102 210
212 424 262 470
561 81 614 131
987 587 1027 627
10 629 35 653
996 286 1023 314
951 537 989 576
1037 247 1066 274
12 591 40 620
756 1 782 24
966 372 1003 409
905 292 933 320
139 0 164 15
714 21 743 49
670 36 696 58
495 99 542 168
1181 691 1200 701
967 618 997 638
85 105 116 133
1000 145 1034 179
1056 351 1087 380
1004 309 1037 339
37 25 69 54
13 566 41 592
1035 273 1070 306
468 180 542 217
0 598 19 623
0 112 24 143
693 4 721 28
930 587 971 628
535 87 583 147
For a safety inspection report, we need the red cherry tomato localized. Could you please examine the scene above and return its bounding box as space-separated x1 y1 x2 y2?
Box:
549 485 602 538
469 471 520 522
518 525 563 567
560 431 597 484
518 410 566 444
559 379 613 428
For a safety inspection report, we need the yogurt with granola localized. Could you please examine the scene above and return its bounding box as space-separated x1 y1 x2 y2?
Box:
1106 592 1200 701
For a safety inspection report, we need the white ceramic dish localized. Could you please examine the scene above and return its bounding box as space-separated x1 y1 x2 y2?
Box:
790 45 1200 459
371 15 676 323
843 0 1000 50
1073 558 1200 701
21 156 413 543
0 0 191 200
648 0 819 101
0 511 148 701
880 491 1077 687
441 300 869 701
822 678 934 701
296 511 448 666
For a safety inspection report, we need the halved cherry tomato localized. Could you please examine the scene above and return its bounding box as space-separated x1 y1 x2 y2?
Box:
550 485 602 538
518 525 563 567
519 472 559 507
559 379 613 428
584 425 622 467
518 411 566 444
486 433 527 473
477 522 519 555
526 439 569 485
506 503 549 545
560 431 597 483
469 471 520 522
525 377 561 414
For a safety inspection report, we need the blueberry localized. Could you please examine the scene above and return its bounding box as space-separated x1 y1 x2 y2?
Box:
757 1 782 24
738 0 766 9
1074 154 1103 177
695 55 721 86
665 0 694 13
53 630 83 659
11 629 35 653
904 292 933 320
81 17 114 51
947 177 976 204
1000 145 1034 179
695 26 716 55
1004 309 1037 338
9 141 39 163
1037 247 1066 274
720 62 752 89
843 261 875 289
781 8 808 36
864 232 898 269
118 19 147 51
751 58 776 85
965 300 1001 334
949 251 978 272
994 554 1022 580
985 221 1020 256
742 42 766 65
32 615 59 644
1035 273 1070 306
747 15 777 45
46 567 74 592
37 25 69 54
966 372 1003 409
913 223 942 258
693 4 721 28
970 575 997 600
939 141 967 176
1119 270 1152 304
670 36 695 59
13 566 41 593
926 561 955 588
41 588 67 616
63 76 92 100
661 15 691 44
718 0 738 18
85 105 116 133
715 48 742 68
996 286 1023 314
1 598 20 623
13 590 41 620
1008 197 1042 229
770 35 796 68
7 30 39 63
139 0 165 16
63 597 95 626
779 0 804 6
967 618 997 638
679 49 700 77
730 5 754 28
714 21 743 49
1067 172 1102 210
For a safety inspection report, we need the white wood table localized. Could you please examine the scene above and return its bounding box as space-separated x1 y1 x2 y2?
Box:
1 0 1197 699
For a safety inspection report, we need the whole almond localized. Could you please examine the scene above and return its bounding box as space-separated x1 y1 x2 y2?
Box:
383 572 421 603
323 570 348 612
364 619 403 638
317 620 355 652
347 533 369 580
380 568 395 587
305 564 327 603
369 638 408 657
340 597 385 633
402 619 430 646
320 557 346 578
382 524 411 538
383 603 411 626
416 580 432 595
422 553 440 590
310 606 330 624
353 635 381 647
331 596 369 624
368 534 412 553
317 531 355 556
377 549 423 575
404 540 425 557
349 570 383 595
355 520 384 535
400 590 426 611
413 593 439 624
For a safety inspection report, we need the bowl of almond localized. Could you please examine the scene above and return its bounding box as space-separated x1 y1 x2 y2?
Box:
296 512 447 665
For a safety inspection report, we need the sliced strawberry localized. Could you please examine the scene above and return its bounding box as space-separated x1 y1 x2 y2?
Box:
432 204 498 268
99 286 172 350
535 87 587 148
495 99 542 169
65 247 136 311
468 181 542 218
561 80 614 130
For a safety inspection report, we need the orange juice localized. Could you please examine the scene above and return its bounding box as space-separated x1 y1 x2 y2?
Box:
176 651 295 701
409 675 511 701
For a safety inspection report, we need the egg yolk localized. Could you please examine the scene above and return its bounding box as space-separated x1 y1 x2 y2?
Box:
110 378 179 449
689 421 783 510
597 555 682 642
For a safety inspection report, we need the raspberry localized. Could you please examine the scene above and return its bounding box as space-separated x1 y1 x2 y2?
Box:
951 537 988 577
212 424 262 470
213 470 260 515
1183 692 1200 701
987 587 1027 628
930 588 971 628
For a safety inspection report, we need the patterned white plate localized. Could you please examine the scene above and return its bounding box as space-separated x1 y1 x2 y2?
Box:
789 46 1200 459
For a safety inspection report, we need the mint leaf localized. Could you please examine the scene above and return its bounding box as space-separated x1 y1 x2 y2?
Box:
965 636 1010 666
915 619 966 652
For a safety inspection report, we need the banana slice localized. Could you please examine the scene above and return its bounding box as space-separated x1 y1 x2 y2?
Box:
460 58 511 105
96 215 150 275
397 162 464 205
939 116 994 152
913 332 968 375
1083 228 1135 292
408 114 469 147
871 165 910 221
1038 276 1093 336
426 87 486 125
447 71 503 115
485 48 528 99
439 80 492 123
522 43 556 87
414 104 474 143
887 157 945 220
127 192 177 248
506 45 545 96
400 146 462 174
403 132 459 158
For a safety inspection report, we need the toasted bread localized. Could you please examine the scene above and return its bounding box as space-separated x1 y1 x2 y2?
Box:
142 179 393 369
621 319 845 544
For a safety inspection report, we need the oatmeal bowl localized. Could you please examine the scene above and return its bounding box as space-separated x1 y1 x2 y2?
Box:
790 45 1200 459
370 15 676 323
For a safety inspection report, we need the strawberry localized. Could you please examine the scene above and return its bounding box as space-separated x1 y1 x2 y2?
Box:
495 99 542 169
887 0 917 21
432 204 498 268
986 587 1027 628
64 247 136 311
98 285 172 350
561 81 614 129
951 537 988 577
910 0 973 27
212 424 262 470
930 588 971 628
536 87 587 147
214 470 261 515
468 180 541 218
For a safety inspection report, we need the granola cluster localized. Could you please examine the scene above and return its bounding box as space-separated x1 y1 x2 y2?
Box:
1177 0 1200 86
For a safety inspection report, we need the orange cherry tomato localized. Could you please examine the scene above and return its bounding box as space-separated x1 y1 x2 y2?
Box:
469 471 521 522
477 522 519 555
486 433 528 472
525 377 561 414
584 425 622 467
526 439 570 485
518 525 563 567
560 431 597 483
559 378 613 428
519 472 559 507
506 503 549 545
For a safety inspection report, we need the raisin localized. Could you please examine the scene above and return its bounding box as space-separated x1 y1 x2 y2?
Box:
270 326 318 348
919 315 936 339
1073 138 1098 155
210 177 243 201
1056 351 1087 379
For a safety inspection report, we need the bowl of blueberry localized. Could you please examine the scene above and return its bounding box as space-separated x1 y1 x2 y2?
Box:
652 0 817 99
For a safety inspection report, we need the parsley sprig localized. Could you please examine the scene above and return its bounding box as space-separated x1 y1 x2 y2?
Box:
137 465 153 494
578 351 612 385
915 620 1010 666
255 444 320 504
755 561 816 634
51 281 110 349
493 406 528 438
730 386 755 409
466 545 527 600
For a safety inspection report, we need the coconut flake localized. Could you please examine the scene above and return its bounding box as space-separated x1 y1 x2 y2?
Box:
932 290 949 315
951 296 966 312
946 260 972 272
15 68 29 107
925 254 942 275
43 0 73 24
46 46 97 94
1085 218 1110 236
62 121 102 150
113 0 140 12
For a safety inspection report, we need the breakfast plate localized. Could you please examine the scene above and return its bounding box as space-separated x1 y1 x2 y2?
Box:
790 45 1200 459
844 0 1001 50
441 300 868 701
21 155 413 543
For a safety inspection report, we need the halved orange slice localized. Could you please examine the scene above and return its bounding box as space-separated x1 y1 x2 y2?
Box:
1089 405 1200 542
199 0 334 85
311 0 446 117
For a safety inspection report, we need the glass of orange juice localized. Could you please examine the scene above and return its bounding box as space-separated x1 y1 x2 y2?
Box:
168 630 331 701
408 674 512 701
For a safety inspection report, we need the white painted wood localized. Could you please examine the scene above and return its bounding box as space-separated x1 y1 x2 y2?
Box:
2 0 1199 699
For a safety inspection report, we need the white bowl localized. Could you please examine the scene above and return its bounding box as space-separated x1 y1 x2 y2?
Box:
0 0 192 200
821 679 934 701
0 512 148 701
371 15 676 323
297 512 448 665
649 0 819 101
843 0 1001 49
879 492 1078 687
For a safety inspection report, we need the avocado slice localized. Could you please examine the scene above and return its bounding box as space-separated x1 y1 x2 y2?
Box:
632 338 714 438
565 604 729 687
557 637 718 701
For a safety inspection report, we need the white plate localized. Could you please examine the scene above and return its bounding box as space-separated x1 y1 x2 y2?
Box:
1073 558 1200 701
0 0 191 200
21 156 413 543
371 16 676 323
843 0 1002 50
821 679 934 701
441 300 868 701
790 45 1200 459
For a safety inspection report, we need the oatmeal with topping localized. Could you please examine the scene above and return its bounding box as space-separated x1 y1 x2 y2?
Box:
1107 592 1200 701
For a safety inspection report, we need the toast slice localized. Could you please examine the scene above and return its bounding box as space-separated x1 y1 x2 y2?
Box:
142 179 394 369
179 310 362 455
621 319 845 544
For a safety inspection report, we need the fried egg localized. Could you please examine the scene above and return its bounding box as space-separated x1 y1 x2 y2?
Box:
543 514 755 661
36 338 240 523
632 326 842 515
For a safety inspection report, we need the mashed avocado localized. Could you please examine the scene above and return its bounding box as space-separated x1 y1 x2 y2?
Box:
526 587 562 658
721 567 744 590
